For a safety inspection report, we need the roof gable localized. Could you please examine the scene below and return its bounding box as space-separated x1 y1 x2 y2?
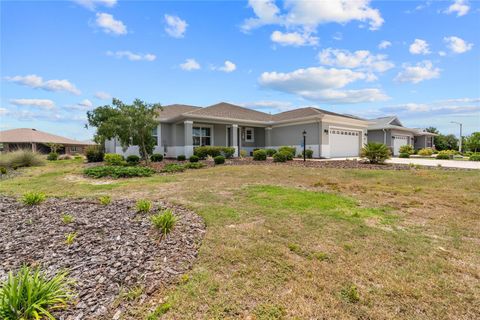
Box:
185 102 273 122
0 128 94 145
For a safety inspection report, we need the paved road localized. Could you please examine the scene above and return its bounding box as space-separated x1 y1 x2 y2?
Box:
386 157 480 169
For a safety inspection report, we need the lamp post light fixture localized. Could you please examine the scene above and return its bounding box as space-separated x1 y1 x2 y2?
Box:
450 121 463 153
302 129 307 162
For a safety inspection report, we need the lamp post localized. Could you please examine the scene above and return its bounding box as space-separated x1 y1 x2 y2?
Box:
302 130 307 162
450 121 463 153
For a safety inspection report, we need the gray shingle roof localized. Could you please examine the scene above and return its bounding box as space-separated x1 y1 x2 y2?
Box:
158 104 201 120
185 102 273 122
0 128 95 145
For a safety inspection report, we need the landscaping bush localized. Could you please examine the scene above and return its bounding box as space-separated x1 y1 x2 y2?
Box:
418 148 434 156
302 149 314 159
85 146 104 162
150 153 164 162
99 195 111 205
84 165 155 178
278 146 296 158
136 199 152 213
399 145 414 155
194 146 221 159
189 155 199 163
436 153 450 160
214 155 225 164
161 163 186 173
0 167 7 175
240 150 247 158
222 147 235 159
58 154 73 160
21 192 46 206
126 155 140 166
0 150 45 168
150 209 177 237
0 266 74 320
177 155 186 161
265 148 277 157
104 153 125 166
47 152 58 161
273 152 288 162
183 162 205 169
399 153 410 158
469 153 480 161
360 142 391 164
253 149 267 161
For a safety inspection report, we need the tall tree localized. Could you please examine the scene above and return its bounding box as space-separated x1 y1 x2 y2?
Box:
465 132 480 152
86 98 161 164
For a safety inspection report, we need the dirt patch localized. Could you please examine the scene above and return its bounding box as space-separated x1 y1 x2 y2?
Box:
0 196 205 320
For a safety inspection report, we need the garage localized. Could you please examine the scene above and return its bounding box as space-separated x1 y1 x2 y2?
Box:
329 128 361 157
392 135 409 156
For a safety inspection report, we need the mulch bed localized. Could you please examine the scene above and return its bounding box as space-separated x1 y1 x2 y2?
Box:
0 197 205 320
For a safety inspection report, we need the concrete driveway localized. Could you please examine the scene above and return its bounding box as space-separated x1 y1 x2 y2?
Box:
386 157 480 169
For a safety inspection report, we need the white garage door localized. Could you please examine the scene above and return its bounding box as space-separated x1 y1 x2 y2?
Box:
329 129 361 158
393 135 409 156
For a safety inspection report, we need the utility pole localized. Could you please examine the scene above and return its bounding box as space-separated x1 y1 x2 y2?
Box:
450 121 463 153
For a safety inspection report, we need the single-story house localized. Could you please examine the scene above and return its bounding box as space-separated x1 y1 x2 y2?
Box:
0 128 96 154
105 102 370 158
367 116 436 156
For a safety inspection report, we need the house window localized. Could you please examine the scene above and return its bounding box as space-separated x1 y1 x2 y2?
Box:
193 126 211 146
152 127 158 146
245 127 254 142
70 146 78 152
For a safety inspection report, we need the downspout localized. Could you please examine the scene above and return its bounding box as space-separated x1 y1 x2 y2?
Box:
382 129 387 145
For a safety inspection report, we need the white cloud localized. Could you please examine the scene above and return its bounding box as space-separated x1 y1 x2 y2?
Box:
382 99 480 116
94 91 111 100
164 14 187 38
73 0 117 10
242 100 294 112
438 51 447 56
444 36 473 53
0 107 9 116
106 51 156 61
395 60 441 84
318 48 394 73
270 30 318 46
216 60 237 73
378 40 391 49
10 99 55 110
180 58 201 71
243 0 384 32
409 39 431 55
5 74 81 95
78 99 93 108
444 0 470 17
95 13 127 35
259 66 389 104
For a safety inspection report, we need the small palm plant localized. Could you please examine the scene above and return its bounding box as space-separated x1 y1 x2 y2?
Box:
65 232 77 246
150 209 178 238
136 199 152 213
99 195 111 205
61 214 74 224
360 142 391 164
0 266 75 319
21 192 46 206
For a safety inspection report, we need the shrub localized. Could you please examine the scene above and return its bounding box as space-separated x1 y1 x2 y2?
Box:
64 232 77 245
150 153 164 162
21 192 46 206
85 146 104 162
222 147 235 159
189 155 199 163
469 153 480 161
436 153 450 160
183 162 205 169
399 152 410 158
177 155 186 161
62 214 74 224
84 166 155 179
0 150 45 168
214 155 225 164
104 153 125 166
136 199 152 213
47 152 58 161
278 146 296 158
99 195 111 205
161 163 185 173
194 146 222 159
340 284 360 303
265 148 277 157
0 167 6 175
360 142 391 164
253 149 267 161
58 154 73 160
399 145 414 155
0 266 74 320
126 155 140 166
150 209 177 237
273 152 288 162
302 149 314 159
418 148 434 156
240 150 247 158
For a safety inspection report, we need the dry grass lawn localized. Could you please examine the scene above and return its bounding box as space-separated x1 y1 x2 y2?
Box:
1 160 479 319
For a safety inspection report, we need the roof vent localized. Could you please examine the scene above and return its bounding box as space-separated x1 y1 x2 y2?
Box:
32 128 37 131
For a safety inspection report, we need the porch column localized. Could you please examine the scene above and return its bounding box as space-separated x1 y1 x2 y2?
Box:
184 120 193 157
232 124 239 157
265 127 272 148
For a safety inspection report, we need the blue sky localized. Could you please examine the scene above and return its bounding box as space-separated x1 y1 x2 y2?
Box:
1 0 479 140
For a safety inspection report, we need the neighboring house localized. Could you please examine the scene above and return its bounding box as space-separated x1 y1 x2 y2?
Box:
105 102 370 158
367 116 436 156
0 128 96 154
